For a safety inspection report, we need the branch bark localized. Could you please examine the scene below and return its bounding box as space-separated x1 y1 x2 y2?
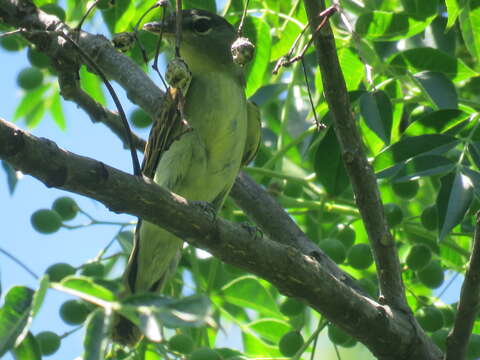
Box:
446 213 480 360
0 117 442 359
302 0 408 311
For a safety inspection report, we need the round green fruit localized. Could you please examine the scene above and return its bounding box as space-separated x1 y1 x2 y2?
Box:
46 262 76 282
392 180 419 199
279 331 304 357
0 35 25 51
328 324 351 346
40 4 66 21
17 67 44 90
52 196 78 220
60 299 91 325
421 205 438 231
169 334 194 354
406 244 432 271
81 262 105 277
384 203 403 228
319 239 346 264
347 243 373 270
130 108 152 128
189 347 221 360
36 331 61 356
27 47 50 68
280 298 305 317
337 225 356 249
416 306 444 332
31 209 62 234
417 261 444 289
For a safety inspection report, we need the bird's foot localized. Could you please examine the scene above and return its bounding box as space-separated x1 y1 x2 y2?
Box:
192 201 217 223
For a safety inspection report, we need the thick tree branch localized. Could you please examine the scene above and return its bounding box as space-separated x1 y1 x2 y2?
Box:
446 213 480 360
302 0 408 311
0 117 442 359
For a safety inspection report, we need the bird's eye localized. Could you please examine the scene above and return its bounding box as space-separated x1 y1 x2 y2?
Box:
193 18 212 35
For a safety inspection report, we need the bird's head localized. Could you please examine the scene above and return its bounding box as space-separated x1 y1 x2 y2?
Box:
144 9 238 74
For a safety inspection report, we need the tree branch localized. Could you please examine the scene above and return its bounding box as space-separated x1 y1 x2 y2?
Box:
446 213 480 360
0 117 442 360
302 0 408 311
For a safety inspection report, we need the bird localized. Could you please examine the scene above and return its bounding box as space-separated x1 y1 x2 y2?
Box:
112 8 261 345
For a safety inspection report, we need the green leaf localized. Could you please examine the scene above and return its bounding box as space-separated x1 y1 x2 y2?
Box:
360 90 393 144
314 126 350 196
459 0 480 61
11 332 41 360
338 47 365 90
413 71 458 109
80 66 106 106
184 0 216 12
401 0 439 19
247 318 290 343
221 276 281 318
404 109 469 136
242 331 281 356
13 84 50 121
389 48 478 82
101 0 133 33
437 171 473 240
83 309 111 360
49 90 66 130
390 155 456 182
355 11 436 41
1 161 19 194
0 287 35 357
374 134 460 173
445 0 463 29
31 275 49 318
59 276 116 302
244 17 272 97
118 294 211 342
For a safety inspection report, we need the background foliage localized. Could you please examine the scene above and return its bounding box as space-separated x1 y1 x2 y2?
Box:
1 0 480 359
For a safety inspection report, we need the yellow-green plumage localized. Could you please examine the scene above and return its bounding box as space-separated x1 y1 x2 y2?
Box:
113 9 261 344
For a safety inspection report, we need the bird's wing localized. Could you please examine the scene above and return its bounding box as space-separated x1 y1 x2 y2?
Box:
241 100 262 166
142 88 186 179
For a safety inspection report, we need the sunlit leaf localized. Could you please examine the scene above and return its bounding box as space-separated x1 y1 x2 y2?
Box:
83 309 111 360
11 332 41 360
0 287 34 357
404 109 469 136
246 318 290 343
31 276 49 318
59 276 116 302
459 0 480 61
437 171 473 241
445 0 462 29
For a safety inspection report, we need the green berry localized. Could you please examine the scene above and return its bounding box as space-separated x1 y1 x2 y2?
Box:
347 243 373 270
384 203 403 228
279 331 304 357
46 262 76 282
60 299 91 325
280 298 305 317
130 108 152 128
319 239 346 264
169 334 194 354
27 47 50 68
421 205 438 231
36 331 61 356
52 196 78 221
392 180 419 199
81 262 105 277
189 347 221 360
17 67 44 90
31 209 62 234
417 261 444 289
40 4 66 21
337 225 356 249
406 244 432 271
416 306 444 332
328 324 352 346
0 35 25 52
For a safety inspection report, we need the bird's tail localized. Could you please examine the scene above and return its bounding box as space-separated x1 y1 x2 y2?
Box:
111 220 183 345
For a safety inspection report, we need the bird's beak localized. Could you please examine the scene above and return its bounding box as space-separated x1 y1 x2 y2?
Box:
143 20 175 35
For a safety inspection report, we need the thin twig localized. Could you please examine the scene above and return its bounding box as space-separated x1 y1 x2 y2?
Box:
175 0 182 58
446 212 480 360
300 58 322 129
133 2 163 64
236 0 251 36
0 247 39 280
